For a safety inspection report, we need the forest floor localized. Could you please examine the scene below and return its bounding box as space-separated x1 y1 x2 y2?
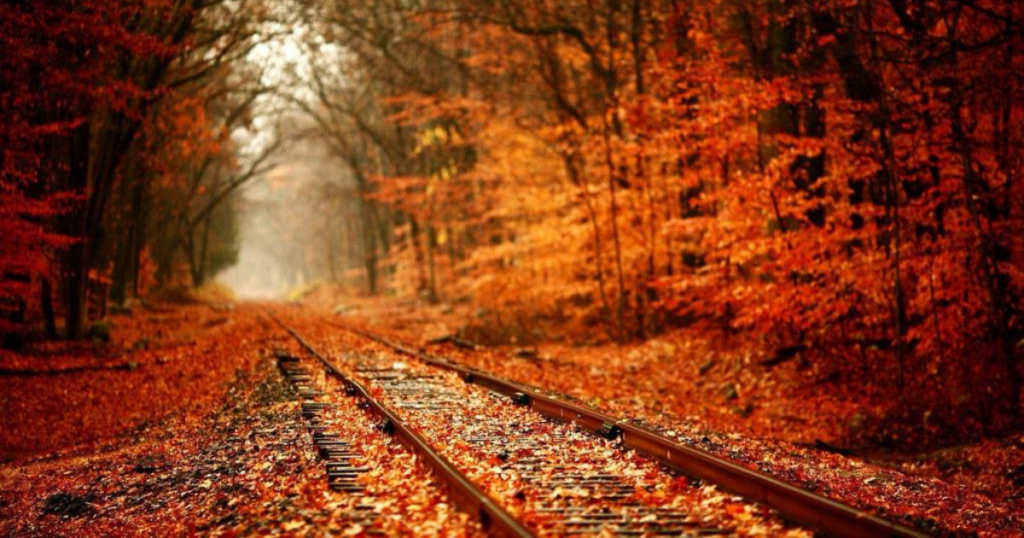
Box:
307 291 1024 534
0 302 479 536
0 296 1022 536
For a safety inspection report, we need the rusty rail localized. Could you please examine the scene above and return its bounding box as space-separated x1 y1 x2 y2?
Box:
340 323 931 538
272 316 534 538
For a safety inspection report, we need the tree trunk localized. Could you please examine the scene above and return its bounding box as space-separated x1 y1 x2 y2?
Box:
185 228 200 288
194 213 212 288
64 118 91 339
361 200 378 294
426 225 439 304
111 235 130 305
111 167 147 302
409 216 428 296
564 154 613 335
951 94 1021 418
41 277 57 340
129 177 149 297
2 274 29 349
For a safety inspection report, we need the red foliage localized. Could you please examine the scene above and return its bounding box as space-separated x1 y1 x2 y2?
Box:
0 0 189 330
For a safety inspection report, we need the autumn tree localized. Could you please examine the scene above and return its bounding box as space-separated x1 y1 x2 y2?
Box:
1 0 284 341
298 0 480 298
295 0 1023 436
0 0 175 339
112 0 285 295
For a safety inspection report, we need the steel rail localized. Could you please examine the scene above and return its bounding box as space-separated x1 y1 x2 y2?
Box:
271 315 535 538
339 322 932 538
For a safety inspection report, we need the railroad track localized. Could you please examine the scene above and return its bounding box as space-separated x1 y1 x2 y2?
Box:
272 313 930 537
273 318 528 537
269 340 481 535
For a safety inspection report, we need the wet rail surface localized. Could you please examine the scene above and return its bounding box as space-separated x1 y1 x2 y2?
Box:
273 314 815 537
329 319 933 538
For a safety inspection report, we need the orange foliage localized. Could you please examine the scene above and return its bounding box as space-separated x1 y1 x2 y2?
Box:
325 0 1024 438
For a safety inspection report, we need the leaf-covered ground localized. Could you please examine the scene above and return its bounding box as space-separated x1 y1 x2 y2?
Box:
275 309 809 536
0 304 257 461
3 299 1023 536
315 296 1024 536
0 304 479 536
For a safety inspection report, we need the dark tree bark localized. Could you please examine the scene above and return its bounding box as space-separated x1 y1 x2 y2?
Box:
64 118 91 339
41 277 57 340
